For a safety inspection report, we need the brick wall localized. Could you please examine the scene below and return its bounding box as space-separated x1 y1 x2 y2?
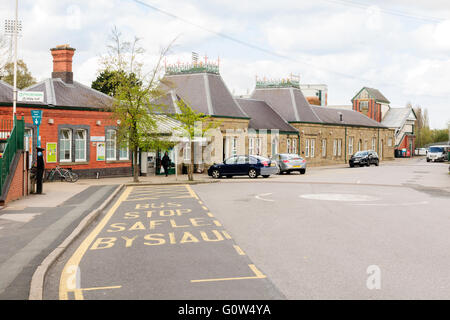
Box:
0 106 132 178
3 151 27 204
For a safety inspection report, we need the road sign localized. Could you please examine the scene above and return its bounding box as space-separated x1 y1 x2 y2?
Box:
18 91 44 103
31 110 43 126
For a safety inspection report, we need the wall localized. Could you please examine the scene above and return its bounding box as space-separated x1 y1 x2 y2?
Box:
0 106 132 178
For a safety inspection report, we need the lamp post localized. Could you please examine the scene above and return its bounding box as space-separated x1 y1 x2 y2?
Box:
4 0 21 122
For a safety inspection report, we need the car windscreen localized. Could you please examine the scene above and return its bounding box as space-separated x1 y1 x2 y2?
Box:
250 155 269 163
354 151 368 157
429 147 443 153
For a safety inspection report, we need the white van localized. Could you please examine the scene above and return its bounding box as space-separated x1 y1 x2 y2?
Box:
427 145 450 162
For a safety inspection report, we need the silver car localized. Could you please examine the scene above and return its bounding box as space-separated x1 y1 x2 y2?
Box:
272 153 307 174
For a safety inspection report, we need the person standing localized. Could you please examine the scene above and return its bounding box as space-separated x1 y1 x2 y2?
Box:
161 151 171 177
36 147 45 194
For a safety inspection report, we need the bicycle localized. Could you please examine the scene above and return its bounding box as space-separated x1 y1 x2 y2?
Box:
46 165 79 183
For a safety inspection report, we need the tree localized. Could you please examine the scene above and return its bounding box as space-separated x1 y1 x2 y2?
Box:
99 27 174 182
170 99 219 181
91 69 141 97
0 59 37 89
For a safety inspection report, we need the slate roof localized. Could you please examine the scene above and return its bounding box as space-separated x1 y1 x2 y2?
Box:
235 98 298 132
22 78 113 109
352 87 390 104
0 80 13 103
381 107 416 129
312 106 387 128
160 73 249 118
251 87 322 123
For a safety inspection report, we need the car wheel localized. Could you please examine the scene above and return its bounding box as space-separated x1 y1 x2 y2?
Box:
286 170 291 174
262 175 270 178
211 169 221 179
375 161 379 166
300 169 306 174
350 164 354 168
366 162 370 167
248 168 258 179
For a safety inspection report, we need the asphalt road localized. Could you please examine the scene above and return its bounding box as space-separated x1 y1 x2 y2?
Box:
44 184 284 300
192 157 450 299
44 157 450 299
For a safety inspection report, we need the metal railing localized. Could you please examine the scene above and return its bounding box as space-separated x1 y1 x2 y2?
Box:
0 115 24 194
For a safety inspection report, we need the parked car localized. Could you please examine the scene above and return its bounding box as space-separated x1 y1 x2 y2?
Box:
426 145 450 162
272 153 306 174
208 155 278 179
349 150 379 167
415 148 427 156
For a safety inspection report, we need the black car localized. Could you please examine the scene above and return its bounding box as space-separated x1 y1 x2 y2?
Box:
208 155 278 179
349 150 379 167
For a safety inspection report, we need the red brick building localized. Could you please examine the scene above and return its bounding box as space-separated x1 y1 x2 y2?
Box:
0 45 132 178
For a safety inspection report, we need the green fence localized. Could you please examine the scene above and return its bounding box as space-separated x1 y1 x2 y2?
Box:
0 115 24 195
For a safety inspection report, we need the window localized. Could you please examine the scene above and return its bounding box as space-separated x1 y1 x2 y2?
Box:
75 129 87 162
360 101 369 110
305 139 310 157
183 141 191 161
106 129 117 161
338 139 342 156
333 139 337 156
287 138 291 153
348 137 354 155
388 137 393 147
119 141 129 160
231 137 238 157
249 137 255 155
310 139 315 158
292 138 298 154
322 139 327 157
59 129 72 162
358 139 362 152
372 137 376 151
255 138 262 156
224 156 237 165
271 136 278 156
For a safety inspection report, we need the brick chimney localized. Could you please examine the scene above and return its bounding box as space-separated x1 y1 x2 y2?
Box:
50 44 75 84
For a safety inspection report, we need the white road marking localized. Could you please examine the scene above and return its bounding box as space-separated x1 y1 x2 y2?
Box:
0 213 40 223
255 193 274 202
299 193 380 202
353 201 429 207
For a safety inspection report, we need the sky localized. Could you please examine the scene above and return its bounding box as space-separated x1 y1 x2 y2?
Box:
1 0 449 129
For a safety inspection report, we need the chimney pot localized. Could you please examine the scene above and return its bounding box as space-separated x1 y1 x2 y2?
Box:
50 45 76 84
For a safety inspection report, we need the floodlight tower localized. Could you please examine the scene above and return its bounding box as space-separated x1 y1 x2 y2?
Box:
4 0 21 121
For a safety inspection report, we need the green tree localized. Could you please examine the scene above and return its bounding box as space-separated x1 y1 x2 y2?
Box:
99 27 174 182
170 99 219 181
91 70 142 97
0 59 37 89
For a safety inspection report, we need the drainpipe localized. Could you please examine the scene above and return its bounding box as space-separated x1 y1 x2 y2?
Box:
344 126 347 163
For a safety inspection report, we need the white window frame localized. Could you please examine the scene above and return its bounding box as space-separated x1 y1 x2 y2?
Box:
292 138 298 154
305 139 310 157
183 141 191 161
249 137 255 155
231 137 238 157
333 139 337 156
255 137 262 156
287 138 291 154
60 129 72 163
74 129 87 162
338 139 342 156
358 139 362 152
322 139 327 157
106 129 117 161
271 136 278 156
119 140 129 160
348 137 354 155
310 139 315 158
372 137 376 151
388 137 393 147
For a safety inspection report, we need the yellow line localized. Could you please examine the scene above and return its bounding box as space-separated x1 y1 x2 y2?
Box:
190 264 266 283
207 212 214 218
78 285 122 292
202 206 208 211
59 187 132 300
213 220 222 227
233 245 245 255
185 184 199 199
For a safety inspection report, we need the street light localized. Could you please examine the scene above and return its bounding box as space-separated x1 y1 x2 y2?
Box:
4 0 21 122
